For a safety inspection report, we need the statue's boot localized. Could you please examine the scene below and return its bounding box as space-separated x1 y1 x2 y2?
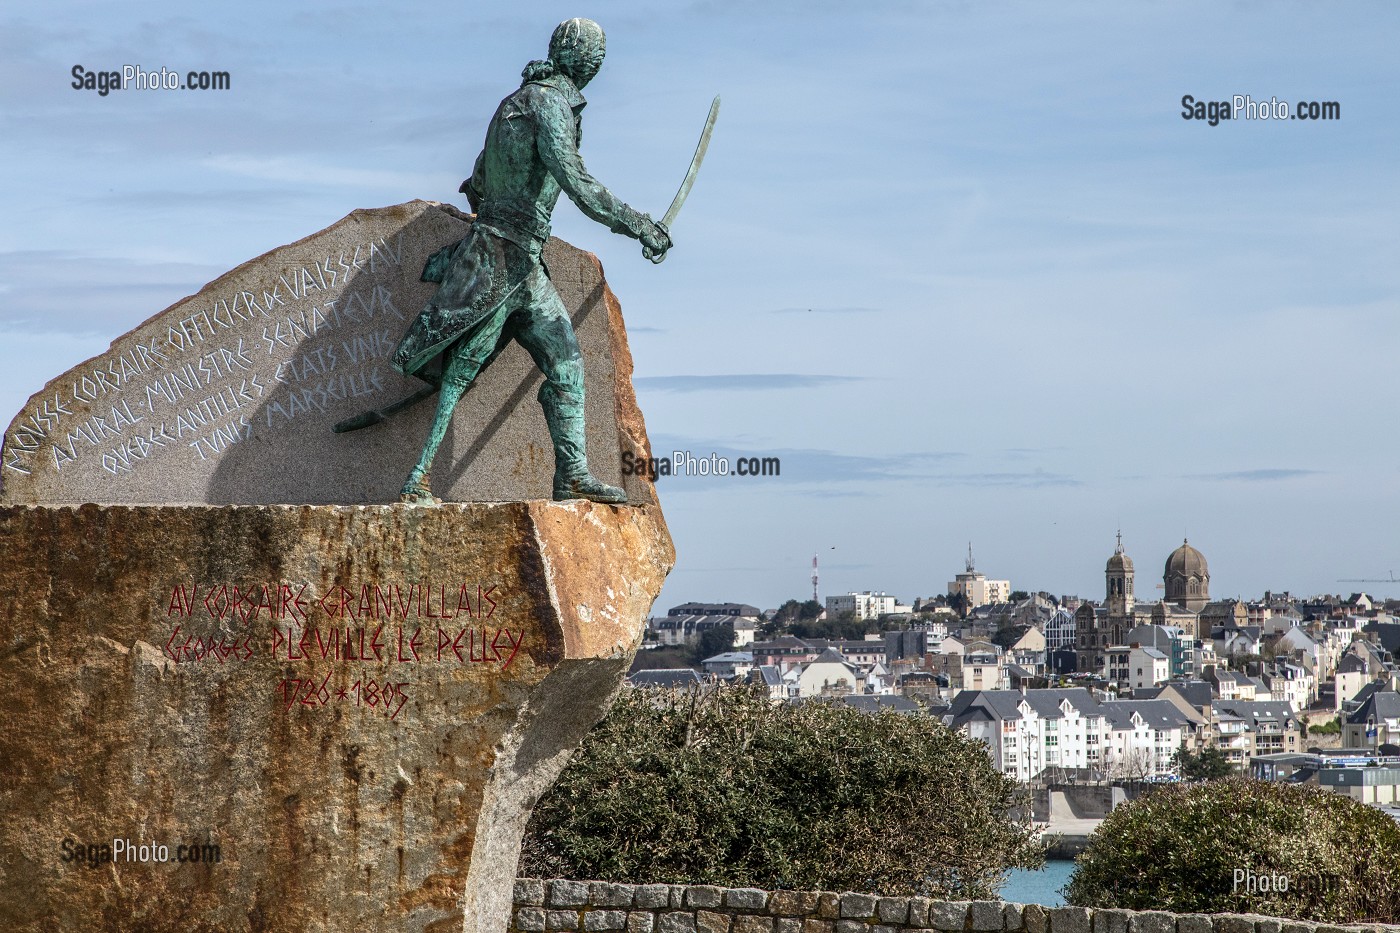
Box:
541 391 627 505
554 471 627 504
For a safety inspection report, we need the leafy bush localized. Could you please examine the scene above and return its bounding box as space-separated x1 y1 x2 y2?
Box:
1171 745 1234 780
1066 778 1400 922
691 623 736 664
520 684 1043 896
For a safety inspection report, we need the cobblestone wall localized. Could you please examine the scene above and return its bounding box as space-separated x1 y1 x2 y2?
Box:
509 880 1400 933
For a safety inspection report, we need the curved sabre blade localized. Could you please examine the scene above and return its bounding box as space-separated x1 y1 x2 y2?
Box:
661 95 720 229
331 383 439 433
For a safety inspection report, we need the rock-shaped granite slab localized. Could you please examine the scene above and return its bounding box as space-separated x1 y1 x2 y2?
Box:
0 501 674 932
0 207 674 932
0 200 657 506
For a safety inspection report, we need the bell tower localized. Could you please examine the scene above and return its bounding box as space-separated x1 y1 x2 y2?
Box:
1105 531 1135 622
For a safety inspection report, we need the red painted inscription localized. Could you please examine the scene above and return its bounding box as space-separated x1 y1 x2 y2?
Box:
158 580 521 718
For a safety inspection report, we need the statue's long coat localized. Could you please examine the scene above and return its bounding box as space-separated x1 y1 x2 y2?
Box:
392 72 646 377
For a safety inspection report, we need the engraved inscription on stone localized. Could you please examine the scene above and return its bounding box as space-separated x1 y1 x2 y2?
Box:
159 578 520 722
6 229 409 484
0 201 643 506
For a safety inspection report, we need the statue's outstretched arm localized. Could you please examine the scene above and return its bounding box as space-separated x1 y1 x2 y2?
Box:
534 91 650 239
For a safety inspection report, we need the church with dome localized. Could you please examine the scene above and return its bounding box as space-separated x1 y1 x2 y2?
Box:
1164 539 1210 612
1074 535 1216 674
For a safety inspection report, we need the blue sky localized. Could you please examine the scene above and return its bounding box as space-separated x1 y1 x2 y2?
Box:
2 1 1398 611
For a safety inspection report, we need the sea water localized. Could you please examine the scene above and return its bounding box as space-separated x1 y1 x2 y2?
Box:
999 860 1075 906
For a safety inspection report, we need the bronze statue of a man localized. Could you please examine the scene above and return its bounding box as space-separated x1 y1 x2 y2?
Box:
391 17 671 505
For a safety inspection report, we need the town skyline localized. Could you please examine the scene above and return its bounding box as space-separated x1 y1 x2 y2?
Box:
665 531 1400 615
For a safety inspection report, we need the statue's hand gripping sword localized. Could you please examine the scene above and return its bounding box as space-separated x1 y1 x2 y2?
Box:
333 95 719 434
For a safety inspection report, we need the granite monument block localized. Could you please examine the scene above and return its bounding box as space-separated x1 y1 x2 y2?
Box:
0 203 673 933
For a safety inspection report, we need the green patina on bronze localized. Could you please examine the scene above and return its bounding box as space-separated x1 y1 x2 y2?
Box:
389 17 674 506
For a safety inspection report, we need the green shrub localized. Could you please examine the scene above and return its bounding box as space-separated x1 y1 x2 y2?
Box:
1066 778 1400 922
520 684 1043 896
1172 745 1234 780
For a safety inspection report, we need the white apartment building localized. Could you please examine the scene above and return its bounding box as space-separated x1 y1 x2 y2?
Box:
1104 645 1170 690
947 546 1011 609
1099 701 1189 778
1263 661 1315 713
948 572 1011 610
945 688 1191 782
825 591 898 621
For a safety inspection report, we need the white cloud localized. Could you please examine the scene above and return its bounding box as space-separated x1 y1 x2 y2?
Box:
201 155 438 191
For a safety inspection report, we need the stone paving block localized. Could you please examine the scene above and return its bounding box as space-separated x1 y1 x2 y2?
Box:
728 889 770 911
548 911 582 931
776 919 803 933
771 892 821 916
930 901 970 933
817 895 842 920
587 911 630 932
1215 916 1256 933
841 895 879 920
1094 910 1132 933
876 899 908 925
734 916 774 933
697 911 732 933
1129 912 1176 933
1003 904 1023 931
635 888 670 910
660 912 699 933
804 921 835 933
1175 915 1213 933
629 913 657 933
970 902 1004 932
908 898 934 929
686 888 725 910
550 882 591 908
592 884 637 908
836 922 871 933
516 880 547 907
1022 905 1048 933
1048 907 1092 933
517 908 547 933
